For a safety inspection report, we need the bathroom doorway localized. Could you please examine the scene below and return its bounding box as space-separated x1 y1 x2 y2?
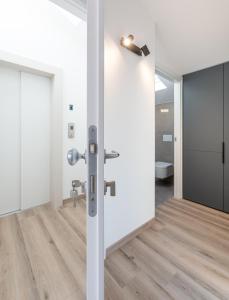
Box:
155 71 175 206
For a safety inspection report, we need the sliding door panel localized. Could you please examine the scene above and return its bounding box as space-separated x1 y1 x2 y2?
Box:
224 63 229 212
21 72 51 210
0 66 21 214
183 65 224 210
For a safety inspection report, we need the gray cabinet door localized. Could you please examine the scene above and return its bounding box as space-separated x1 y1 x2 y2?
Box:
224 63 229 213
183 65 224 210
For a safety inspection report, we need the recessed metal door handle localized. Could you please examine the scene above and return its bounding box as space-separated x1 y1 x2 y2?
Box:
222 142 225 164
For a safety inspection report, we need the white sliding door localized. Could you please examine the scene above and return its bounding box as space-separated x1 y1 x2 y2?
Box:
0 66 21 215
21 72 51 210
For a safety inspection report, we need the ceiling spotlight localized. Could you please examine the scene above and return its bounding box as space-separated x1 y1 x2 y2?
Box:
120 34 150 57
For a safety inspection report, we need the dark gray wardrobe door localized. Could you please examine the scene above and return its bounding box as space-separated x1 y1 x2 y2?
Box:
183 65 224 210
224 63 229 213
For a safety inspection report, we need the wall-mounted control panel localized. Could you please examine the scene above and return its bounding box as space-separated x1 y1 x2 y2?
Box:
68 123 75 139
163 134 173 142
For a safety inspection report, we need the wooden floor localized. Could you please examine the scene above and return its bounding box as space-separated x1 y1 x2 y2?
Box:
0 200 86 300
0 198 229 299
106 198 229 300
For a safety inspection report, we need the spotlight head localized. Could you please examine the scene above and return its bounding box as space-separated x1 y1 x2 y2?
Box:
120 34 150 57
141 45 150 56
120 35 134 47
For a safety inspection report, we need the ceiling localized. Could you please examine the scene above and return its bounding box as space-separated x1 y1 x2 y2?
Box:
50 0 86 19
49 0 82 26
143 0 229 77
56 0 229 77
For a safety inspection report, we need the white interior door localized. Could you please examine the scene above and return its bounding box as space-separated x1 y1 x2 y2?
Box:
21 71 51 210
87 0 104 299
0 66 21 215
49 0 104 298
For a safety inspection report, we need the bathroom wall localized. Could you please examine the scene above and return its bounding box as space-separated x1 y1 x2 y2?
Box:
155 102 174 163
0 0 87 200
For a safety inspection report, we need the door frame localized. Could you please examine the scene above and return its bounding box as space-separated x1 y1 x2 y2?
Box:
155 67 183 199
87 0 104 299
0 50 63 210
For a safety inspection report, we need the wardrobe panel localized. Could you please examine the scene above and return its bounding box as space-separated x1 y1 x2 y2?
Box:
183 65 224 211
183 150 223 210
223 62 229 212
183 65 223 152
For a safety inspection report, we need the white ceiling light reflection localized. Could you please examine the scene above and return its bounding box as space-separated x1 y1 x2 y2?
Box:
155 74 167 92
160 108 169 113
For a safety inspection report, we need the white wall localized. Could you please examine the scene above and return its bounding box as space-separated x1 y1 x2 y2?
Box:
0 0 87 200
0 0 156 250
104 0 155 249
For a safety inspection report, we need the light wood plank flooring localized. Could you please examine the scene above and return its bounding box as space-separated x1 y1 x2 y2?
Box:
106 198 229 300
0 198 229 299
0 200 86 300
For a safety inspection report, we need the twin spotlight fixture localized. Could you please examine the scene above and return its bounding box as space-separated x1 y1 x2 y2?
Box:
120 34 150 57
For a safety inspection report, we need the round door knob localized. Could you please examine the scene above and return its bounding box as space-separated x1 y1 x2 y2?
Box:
67 149 85 166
